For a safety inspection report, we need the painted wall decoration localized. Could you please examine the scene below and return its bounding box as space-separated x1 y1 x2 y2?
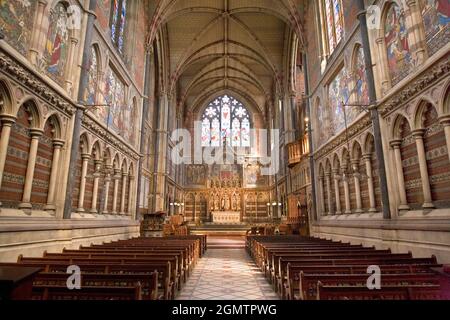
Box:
102 67 136 145
44 2 70 82
354 47 369 106
384 3 412 85
419 0 450 56
0 0 37 55
84 47 99 105
315 67 363 148
201 95 251 148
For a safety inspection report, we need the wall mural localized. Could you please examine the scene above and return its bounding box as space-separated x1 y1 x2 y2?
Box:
316 67 362 148
0 0 37 55
185 165 207 186
44 2 69 82
419 0 450 56
85 47 99 105
384 3 412 86
101 67 136 145
354 47 369 106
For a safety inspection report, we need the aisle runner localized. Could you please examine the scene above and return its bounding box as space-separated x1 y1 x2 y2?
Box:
177 249 279 300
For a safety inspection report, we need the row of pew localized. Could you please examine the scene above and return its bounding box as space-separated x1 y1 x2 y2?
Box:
0 235 207 300
247 236 450 300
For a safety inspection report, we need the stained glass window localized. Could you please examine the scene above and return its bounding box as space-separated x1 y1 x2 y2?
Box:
110 0 127 53
201 95 251 148
323 0 344 55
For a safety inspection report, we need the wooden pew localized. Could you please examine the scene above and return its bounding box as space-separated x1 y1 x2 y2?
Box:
285 263 444 300
298 272 441 300
316 282 444 300
33 271 159 300
32 284 143 300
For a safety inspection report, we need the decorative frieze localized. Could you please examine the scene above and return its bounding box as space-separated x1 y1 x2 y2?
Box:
0 49 75 117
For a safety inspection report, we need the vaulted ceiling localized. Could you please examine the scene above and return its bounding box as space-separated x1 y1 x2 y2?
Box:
147 0 306 117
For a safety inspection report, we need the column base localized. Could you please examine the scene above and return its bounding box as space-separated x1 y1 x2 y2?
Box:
335 211 342 215
77 208 85 213
422 203 434 209
399 204 410 211
345 210 352 214
90 208 99 214
368 208 377 213
355 209 364 214
43 204 56 211
18 202 32 210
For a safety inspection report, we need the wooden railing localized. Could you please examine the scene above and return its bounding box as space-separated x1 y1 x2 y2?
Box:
287 133 309 167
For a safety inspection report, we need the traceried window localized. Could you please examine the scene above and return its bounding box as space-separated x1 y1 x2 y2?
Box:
110 0 127 53
322 0 344 55
201 95 251 148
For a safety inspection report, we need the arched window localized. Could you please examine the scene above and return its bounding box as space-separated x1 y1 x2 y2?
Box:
201 95 251 148
110 0 127 53
322 0 344 55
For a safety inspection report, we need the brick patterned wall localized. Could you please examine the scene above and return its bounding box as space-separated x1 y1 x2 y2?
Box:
107 177 114 212
0 107 30 207
359 161 370 210
72 150 82 209
83 160 95 211
423 105 450 207
371 153 382 211
400 119 423 209
30 120 53 207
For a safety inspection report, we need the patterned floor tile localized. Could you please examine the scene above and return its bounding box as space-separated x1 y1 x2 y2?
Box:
176 245 279 301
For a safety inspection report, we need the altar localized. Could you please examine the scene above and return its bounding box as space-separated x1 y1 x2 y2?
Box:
212 211 241 224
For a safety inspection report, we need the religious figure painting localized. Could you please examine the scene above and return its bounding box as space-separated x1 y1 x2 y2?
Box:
419 0 450 56
354 47 369 106
44 2 69 82
0 0 36 55
384 3 412 85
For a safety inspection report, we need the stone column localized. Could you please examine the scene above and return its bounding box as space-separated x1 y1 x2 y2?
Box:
319 175 326 216
342 165 351 214
352 160 363 213
406 0 426 65
154 93 169 212
44 139 65 211
127 175 135 216
112 169 120 214
363 154 377 212
29 0 48 65
0 115 16 206
333 169 342 214
102 165 112 214
65 37 79 96
76 153 91 213
439 116 450 163
412 129 434 209
90 160 102 213
19 129 43 210
325 172 333 215
375 38 390 93
390 140 410 210
120 171 128 214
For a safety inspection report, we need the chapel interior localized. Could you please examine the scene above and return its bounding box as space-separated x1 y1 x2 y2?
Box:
0 0 449 300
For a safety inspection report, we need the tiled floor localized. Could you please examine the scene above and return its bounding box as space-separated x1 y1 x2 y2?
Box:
177 248 279 300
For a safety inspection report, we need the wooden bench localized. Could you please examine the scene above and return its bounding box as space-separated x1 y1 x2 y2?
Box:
32 284 143 300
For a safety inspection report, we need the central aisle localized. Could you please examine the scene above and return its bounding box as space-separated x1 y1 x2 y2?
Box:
177 237 279 300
